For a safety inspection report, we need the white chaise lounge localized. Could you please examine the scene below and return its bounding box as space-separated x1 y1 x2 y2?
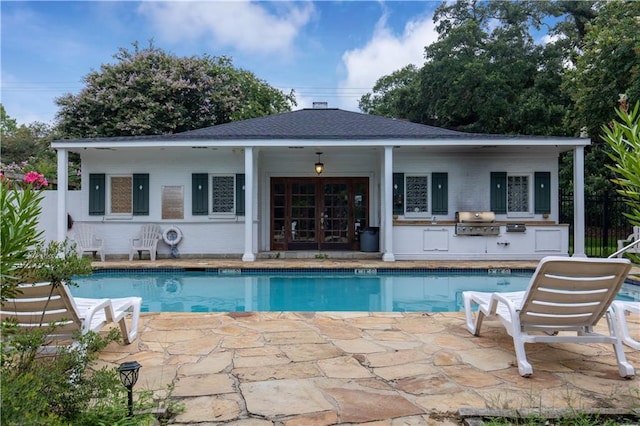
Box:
611 300 640 350
1 281 141 349
462 256 634 378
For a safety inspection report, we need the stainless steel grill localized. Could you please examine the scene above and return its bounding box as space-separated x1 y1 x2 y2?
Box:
455 211 500 236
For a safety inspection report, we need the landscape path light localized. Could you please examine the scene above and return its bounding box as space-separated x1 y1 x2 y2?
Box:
118 360 141 417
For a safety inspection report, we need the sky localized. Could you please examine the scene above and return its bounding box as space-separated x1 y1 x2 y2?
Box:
1 1 443 126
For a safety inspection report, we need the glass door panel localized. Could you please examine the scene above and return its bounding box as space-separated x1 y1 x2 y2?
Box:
320 182 349 249
272 182 286 247
290 182 317 249
270 177 368 251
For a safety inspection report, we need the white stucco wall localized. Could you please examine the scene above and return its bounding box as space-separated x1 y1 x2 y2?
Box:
40 146 567 260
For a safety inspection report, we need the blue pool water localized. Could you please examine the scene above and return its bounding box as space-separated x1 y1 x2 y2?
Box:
70 269 640 313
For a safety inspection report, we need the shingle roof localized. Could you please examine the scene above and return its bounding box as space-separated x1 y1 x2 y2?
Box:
52 108 581 145
179 108 466 139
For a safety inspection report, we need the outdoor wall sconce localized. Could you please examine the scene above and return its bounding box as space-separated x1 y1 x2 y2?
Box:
118 360 142 417
315 152 324 175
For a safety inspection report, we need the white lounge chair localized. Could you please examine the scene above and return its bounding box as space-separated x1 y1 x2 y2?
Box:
463 256 634 378
129 224 162 261
0 281 141 348
72 223 105 262
611 300 640 350
617 226 640 258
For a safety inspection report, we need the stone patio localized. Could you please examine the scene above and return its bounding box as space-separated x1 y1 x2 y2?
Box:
92 258 640 425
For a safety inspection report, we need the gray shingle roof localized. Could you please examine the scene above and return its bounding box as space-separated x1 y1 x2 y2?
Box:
52 108 579 144
179 108 466 139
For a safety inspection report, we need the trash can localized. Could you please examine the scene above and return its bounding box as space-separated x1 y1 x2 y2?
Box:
360 227 380 252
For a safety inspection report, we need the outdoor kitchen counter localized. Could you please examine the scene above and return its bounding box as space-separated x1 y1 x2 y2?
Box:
393 220 566 226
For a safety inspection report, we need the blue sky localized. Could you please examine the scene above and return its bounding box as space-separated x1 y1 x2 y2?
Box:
1 1 442 126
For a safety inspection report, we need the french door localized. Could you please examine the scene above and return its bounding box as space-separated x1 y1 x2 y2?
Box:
271 177 368 251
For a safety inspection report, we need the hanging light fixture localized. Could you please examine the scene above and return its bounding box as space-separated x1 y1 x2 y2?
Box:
314 152 324 175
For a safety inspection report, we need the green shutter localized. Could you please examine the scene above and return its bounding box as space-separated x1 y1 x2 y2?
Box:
192 173 208 215
132 174 149 216
431 173 448 215
393 173 404 215
236 174 245 216
88 173 105 215
490 172 507 214
534 172 551 214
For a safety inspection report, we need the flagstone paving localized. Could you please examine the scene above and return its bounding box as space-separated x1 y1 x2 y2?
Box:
96 311 639 425
92 258 639 424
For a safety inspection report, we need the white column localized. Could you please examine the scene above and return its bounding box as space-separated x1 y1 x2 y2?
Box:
242 147 256 262
572 145 586 257
56 149 68 242
382 146 395 262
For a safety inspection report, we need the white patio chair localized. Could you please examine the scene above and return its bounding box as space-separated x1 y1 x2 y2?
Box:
129 224 162 261
463 256 634 378
72 223 105 262
0 281 141 349
617 226 640 257
611 301 640 350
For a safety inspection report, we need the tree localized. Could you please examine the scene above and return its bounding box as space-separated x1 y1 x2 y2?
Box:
55 42 295 138
563 0 640 143
359 65 424 122
602 99 640 230
0 103 18 138
359 1 574 136
419 0 572 135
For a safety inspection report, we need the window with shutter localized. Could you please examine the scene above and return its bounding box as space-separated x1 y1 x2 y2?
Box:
534 172 551 214
89 174 105 215
132 174 149 215
192 174 208 215
490 172 507 214
431 173 448 215
236 174 245 216
393 173 404 215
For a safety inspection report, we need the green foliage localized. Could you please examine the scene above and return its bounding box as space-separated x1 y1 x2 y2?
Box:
55 41 295 138
0 103 18 138
0 118 81 188
359 65 424 122
360 1 574 137
0 177 45 300
419 0 572 135
20 239 93 287
602 101 640 230
0 326 125 424
564 0 640 143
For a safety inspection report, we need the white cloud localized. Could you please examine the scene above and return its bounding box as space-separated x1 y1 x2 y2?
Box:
337 10 437 112
138 1 314 55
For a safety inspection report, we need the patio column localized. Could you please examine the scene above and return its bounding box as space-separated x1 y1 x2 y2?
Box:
56 148 68 243
382 146 395 262
242 147 256 262
572 145 586 257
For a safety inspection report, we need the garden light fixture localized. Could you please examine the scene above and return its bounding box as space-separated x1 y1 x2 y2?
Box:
118 360 141 417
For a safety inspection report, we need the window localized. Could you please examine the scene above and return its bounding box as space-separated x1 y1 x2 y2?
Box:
507 175 530 213
211 175 235 213
491 172 542 217
89 173 149 216
110 176 132 214
405 175 429 215
192 173 245 216
393 173 448 216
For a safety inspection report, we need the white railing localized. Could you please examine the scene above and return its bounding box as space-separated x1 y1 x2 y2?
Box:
608 238 640 259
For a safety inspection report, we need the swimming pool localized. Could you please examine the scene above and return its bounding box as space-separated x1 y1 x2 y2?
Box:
70 268 640 313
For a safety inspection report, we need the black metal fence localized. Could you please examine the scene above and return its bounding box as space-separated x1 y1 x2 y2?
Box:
559 191 634 257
